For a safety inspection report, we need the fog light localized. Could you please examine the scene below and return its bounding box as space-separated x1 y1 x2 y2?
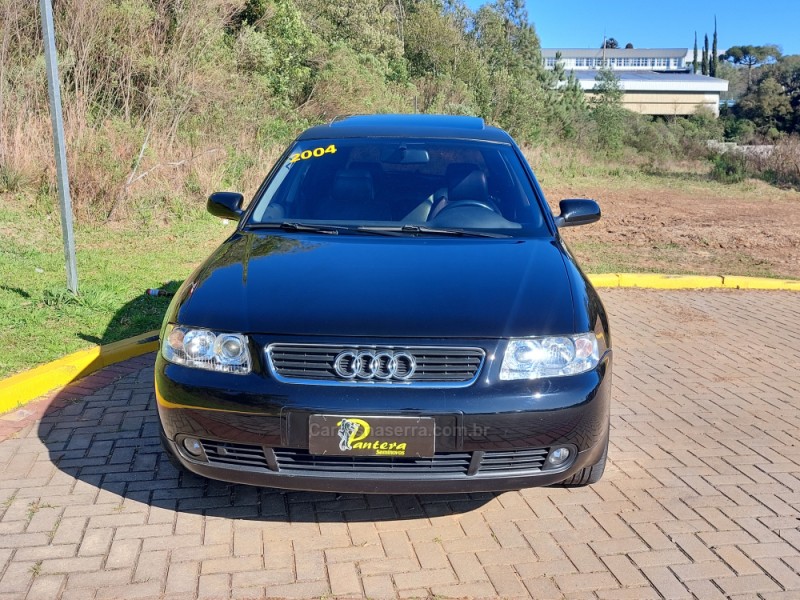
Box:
183 437 203 457
547 447 571 466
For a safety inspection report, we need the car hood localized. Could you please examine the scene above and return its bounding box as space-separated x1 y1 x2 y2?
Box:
172 232 575 338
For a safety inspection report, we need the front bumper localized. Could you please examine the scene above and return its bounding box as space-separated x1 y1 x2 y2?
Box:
155 348 611 493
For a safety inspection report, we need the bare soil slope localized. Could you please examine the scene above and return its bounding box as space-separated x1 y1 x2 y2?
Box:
545 178 800 279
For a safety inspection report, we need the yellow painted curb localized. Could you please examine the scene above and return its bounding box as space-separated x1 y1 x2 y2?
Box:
586 273 620 288
588 273 800 291
722 276 800 291
617 273 724 289
0 330 159 415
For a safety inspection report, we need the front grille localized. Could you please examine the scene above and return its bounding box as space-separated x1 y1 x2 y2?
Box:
477 448 548 473
266 344 485 387
195 439 553 477
201 440 270 470
273 448 472 475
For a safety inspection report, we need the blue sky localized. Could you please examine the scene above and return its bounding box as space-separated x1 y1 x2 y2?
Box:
463 0 800 56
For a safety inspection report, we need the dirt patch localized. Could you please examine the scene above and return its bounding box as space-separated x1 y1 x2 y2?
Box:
545 180 800 279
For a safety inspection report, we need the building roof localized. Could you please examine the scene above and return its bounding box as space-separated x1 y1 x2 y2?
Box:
543 48 689 59
298 114 512 142
571 70 729 93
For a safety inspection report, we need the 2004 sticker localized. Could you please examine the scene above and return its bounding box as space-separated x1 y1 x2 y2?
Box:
288 144 337 163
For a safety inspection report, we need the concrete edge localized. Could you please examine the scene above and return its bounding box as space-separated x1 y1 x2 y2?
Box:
1 272 799 415
0 330 160 415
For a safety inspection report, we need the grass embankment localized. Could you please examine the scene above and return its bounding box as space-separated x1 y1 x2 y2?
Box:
0 199 230 378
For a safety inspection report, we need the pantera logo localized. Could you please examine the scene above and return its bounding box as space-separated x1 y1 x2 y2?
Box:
337 418 366 451
335 418 408 456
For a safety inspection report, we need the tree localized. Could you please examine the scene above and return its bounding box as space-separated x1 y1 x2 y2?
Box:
402 1 489 114
716 60 748 101
591 68 625 154
734 54 800 134
540 51 588 139
296 0 406 79
702 34 709 75
772 55 800 133
738 75 792 132
472 0 548 138
625 42 634 49
710 18 718 77
693 32 699 73
233 0 318 104
601 37 619 49
722 45 782 86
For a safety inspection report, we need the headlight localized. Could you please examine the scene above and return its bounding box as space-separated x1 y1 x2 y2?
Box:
162 325 251 374
499 333 599 380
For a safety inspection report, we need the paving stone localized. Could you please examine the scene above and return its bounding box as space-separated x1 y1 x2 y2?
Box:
26 574 66 600
328 561 362 596
262 580 330 598
63 568 133 590
447 551 489 583
165 561 199 595
362 575 395 599
641 566 692 599
393 568 455 590
198 573 229 599
79 528 114 557
40 555 104 575
484 564 528 597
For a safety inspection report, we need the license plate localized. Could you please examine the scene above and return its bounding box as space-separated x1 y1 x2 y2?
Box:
308 415 435 458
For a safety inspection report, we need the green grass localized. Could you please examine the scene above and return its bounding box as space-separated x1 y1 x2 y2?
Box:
0 196 231 377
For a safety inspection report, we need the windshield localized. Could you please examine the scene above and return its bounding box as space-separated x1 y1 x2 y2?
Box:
246 138 549 236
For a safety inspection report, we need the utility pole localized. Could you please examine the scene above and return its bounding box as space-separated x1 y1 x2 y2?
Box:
602 34 607 68
39 0 78 294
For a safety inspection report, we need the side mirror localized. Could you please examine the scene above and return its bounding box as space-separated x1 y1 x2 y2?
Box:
554 199 601 228
207 192 244 221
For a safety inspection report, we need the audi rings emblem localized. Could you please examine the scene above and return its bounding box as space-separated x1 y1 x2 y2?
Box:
333 350 417 381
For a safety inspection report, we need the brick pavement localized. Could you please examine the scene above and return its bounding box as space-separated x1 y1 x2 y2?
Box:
1 289 799 599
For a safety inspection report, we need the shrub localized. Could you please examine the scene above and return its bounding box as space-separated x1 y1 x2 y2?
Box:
0 165 26 193
723 117 757 143
710 152 747 183
747 135 800 188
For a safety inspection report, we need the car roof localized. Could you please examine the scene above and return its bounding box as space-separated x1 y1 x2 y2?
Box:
297 114 513 143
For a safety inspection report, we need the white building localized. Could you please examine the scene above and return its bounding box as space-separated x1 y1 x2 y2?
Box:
542 48 728 116
542 48 691 72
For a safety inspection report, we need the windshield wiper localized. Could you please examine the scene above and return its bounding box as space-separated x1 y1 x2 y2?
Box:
357 224 509 238
247 222 509 238
246 222 340 235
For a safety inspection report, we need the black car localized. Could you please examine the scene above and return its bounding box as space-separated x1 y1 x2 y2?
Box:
156 114 612 493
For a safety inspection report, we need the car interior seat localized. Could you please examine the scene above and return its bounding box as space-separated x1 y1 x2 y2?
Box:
312 168 391 221
429 163 492 219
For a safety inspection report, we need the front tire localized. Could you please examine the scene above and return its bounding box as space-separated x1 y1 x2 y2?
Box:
559 436 608 486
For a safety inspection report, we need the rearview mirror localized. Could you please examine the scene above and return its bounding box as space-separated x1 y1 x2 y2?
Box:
554 199 601 228
382 145 430 164
207 192 244 221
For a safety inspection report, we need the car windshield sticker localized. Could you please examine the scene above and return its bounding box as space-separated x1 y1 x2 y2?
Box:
288 144 337 164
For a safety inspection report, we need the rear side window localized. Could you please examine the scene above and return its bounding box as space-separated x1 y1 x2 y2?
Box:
248 138 548 236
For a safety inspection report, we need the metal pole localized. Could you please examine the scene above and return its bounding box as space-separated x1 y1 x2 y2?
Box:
39 0 78 294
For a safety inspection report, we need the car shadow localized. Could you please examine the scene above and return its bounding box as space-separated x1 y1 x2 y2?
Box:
32 291 497 521
0 285 32 299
